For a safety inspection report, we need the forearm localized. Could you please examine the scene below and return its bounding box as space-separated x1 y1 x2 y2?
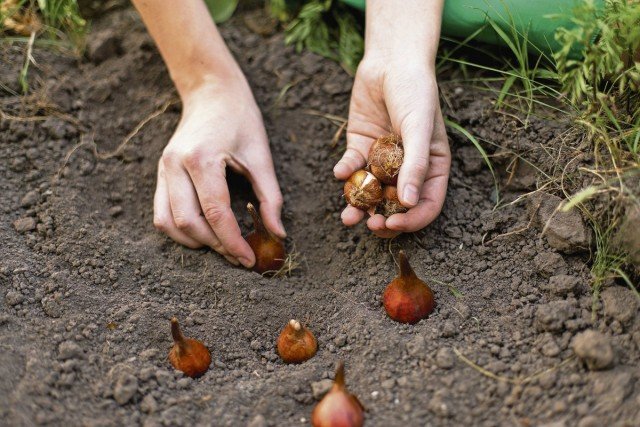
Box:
365 0 444 68
131 0 242 99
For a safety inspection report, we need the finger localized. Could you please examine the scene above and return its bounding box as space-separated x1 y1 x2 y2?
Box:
341 204 365 226
162 156 237 264
153 163 202 249
334 130 372 180
244 145 286 239
388 107 450 232
185 154 256 268
366 214 401 239
334 147 367 180
386 174 448 232
396 110 434 208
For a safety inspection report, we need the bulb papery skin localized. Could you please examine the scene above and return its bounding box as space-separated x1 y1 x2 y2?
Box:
381 185 408 217
344 170 383 211
368 134 403 185
246 203 286 274
382 251 435 324
311 362 364 427
168 318 211 378
311 389 364 427
277 319 318 364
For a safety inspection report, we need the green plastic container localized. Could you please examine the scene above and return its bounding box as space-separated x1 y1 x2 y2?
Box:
340 0 604 56
205 0 239 23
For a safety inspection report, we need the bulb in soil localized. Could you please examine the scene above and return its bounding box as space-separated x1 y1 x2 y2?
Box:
383 251 435 324
168 317 211 378
381 185 408 217
344 170 383 212
245 202 286 274
311 362 364 427
276 319 318 363
368 134 403 185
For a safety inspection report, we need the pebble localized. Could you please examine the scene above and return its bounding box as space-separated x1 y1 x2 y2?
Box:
531 193 591 253
435 347 455 369
535 300 574 332
533 252 568 277
113 373 138 405
13 217 36 233
86 29 122 64
247 414 267 427
20 190 39 208
310 379 333 400
544 275 580 296
427 393 451 418
58 341 83 360
571 330 614 370
5 290 24 306
154 369 172 386
600 286 638 325
441 321 457 337
405 335 426 356
140 394 158 414
139 348 159 361
108 206 123 217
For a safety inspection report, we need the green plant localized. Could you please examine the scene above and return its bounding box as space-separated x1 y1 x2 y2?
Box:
1 0 86 51
269 0 363 73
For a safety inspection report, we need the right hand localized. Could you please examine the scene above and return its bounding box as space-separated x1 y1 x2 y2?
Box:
153 76 286 268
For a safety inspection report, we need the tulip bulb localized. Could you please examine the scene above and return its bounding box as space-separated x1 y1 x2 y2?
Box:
344 170 383 211
168 317 211 378
311 362 364 427
381 185 408 217
368 134 403 185
383 251 435 324
277 319 318 363
246 202 286 274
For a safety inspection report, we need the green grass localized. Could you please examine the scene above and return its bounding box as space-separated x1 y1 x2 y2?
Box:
1 0 86 93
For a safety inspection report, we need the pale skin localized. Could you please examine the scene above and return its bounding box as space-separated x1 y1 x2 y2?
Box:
132 0 450 267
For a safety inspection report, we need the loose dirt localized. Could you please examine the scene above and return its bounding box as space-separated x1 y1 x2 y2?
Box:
1 6 639 427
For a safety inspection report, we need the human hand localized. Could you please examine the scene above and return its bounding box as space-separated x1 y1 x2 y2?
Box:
153 77 285 267
334 57 451 238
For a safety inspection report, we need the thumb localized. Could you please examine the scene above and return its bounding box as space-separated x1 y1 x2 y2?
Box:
247 152 286 239
396 112 433 208
333 147 367 180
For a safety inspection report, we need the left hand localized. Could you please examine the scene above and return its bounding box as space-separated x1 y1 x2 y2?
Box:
334 57 451 238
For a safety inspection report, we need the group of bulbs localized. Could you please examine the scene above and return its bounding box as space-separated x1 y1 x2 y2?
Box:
344 134 407 216
166 134 435 426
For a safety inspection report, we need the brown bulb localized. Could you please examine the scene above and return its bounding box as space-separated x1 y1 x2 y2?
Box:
311 362 364 427
276 319 318 363
245 202 286 274
381 185 408 217
383 251 435 324
168 317 211 378
344 170 383 211
368 134 403 185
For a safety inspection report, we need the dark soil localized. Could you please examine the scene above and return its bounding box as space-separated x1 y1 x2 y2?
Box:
1 6 639 427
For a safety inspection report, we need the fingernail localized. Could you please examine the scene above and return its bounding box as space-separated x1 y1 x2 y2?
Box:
333 162 346 177
224 255 240 266
403 185 419 206
238 257 254 268
277 219 286 237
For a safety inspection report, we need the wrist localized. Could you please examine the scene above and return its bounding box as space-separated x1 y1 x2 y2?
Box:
172 56 245 102
364 0 442 70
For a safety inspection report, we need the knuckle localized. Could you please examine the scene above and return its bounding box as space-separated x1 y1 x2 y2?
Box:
202 204 228 227
173 215 195 232
153 216 169 232
161 149 181 166
182 149 203 169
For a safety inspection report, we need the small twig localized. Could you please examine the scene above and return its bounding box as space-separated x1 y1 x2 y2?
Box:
453 348 576 385
302 109 348 126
